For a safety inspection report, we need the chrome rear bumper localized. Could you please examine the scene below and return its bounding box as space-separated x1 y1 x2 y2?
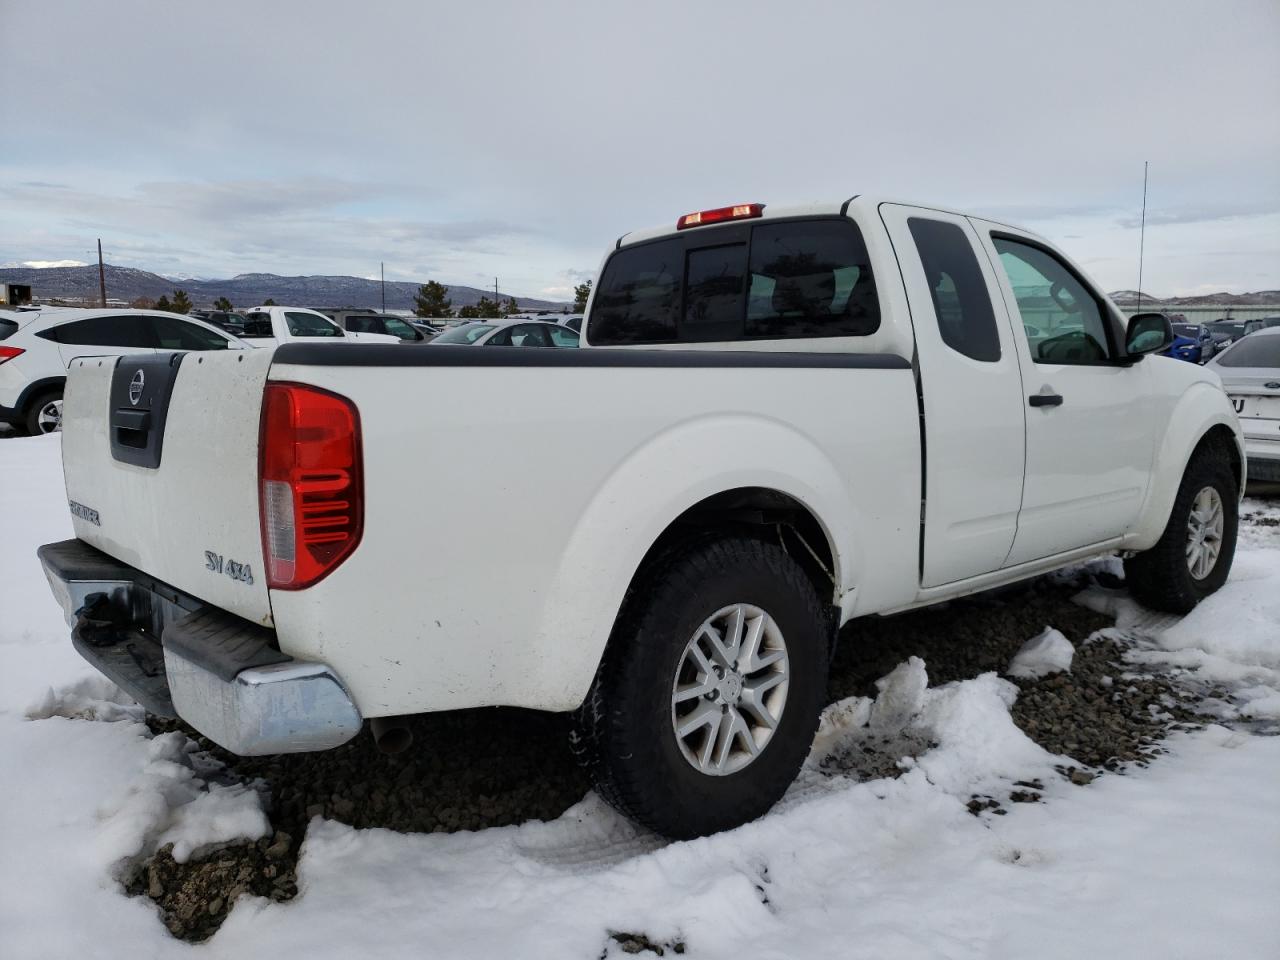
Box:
37 539 363 755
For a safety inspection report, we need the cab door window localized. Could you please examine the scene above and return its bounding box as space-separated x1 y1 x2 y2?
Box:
149 315 230 350
993 237 1113 364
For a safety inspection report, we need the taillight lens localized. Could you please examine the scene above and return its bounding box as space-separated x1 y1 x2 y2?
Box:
0 346 25 365
259 382 363 590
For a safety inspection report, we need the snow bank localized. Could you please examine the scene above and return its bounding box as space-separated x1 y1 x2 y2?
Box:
1007 626 1074 679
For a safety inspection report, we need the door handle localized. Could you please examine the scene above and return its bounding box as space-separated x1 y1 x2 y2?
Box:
1029 393 1063 407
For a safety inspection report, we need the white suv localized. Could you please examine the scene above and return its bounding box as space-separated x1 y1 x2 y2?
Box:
0 308 244 434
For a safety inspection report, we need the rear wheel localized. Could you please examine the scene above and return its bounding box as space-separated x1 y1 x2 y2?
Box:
572 535 828 839
24 390 63 435
1124 446 1238 614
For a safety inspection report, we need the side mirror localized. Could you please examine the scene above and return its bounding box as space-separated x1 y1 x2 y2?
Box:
1125 312 1174 356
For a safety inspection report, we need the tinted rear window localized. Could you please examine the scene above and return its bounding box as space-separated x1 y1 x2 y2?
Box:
590 218 880 345
745 220 879 339
591 238 682 344
0 317 17 340
1216 335 1280 368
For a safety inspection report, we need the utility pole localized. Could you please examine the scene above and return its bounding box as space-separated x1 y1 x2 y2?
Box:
380 262 386 313
97 239 107 307
494 277 499 299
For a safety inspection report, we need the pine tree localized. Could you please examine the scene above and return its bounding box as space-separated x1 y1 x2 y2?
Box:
171 289 193 314
457 304 481 319
503 296 520 316
475 296 503 319
263 298 277 306
213 296 233 312
413 281 453 318
573 280 592 312
155 294 172 312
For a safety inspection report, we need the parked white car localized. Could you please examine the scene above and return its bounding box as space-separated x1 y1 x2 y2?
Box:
237 306 401 347
0 307 245 434
40 196 1244 839
429 318 580 347
1208 326 1280 483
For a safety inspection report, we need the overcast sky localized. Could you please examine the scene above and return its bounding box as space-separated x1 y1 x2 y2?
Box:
2 0 1277 299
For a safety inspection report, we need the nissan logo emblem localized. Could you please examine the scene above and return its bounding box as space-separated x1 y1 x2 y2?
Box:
128 369 145 406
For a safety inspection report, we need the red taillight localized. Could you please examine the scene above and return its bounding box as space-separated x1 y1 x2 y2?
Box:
259 382 363 590
676 203 765 230
0 346 24 365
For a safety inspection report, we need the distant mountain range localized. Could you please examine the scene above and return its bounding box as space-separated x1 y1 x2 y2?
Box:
1109 289 1280 306
0 264 569 311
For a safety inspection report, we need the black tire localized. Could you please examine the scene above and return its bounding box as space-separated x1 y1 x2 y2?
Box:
24 389 63 435
1124 445 1238 614
572 535 829 839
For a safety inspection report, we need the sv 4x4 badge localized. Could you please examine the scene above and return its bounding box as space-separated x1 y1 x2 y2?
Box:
205 551 254 585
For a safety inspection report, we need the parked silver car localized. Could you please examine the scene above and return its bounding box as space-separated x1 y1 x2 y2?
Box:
428 318 579 347
1210 327 1280 483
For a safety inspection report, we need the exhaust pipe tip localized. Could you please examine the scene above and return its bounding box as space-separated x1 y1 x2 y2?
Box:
370 716 413 755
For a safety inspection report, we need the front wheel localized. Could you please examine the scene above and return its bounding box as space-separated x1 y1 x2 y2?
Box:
572 535 829 839
1124 446 1238 614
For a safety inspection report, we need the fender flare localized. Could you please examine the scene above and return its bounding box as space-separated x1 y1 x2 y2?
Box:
1128 381 1244 550
531 413 863 708
15 376 67 416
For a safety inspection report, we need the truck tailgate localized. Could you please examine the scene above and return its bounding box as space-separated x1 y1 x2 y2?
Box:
60 349 276 626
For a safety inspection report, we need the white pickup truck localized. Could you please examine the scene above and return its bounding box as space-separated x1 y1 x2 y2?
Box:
236 305 401 347
39 197 1244 838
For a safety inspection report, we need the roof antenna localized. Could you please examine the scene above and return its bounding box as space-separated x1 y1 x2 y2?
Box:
1136 161 1148 313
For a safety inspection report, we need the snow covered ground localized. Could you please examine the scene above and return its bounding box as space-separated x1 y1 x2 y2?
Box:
2 432 1278 959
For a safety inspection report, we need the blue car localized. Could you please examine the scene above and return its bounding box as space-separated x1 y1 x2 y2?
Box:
1163 322 1214 363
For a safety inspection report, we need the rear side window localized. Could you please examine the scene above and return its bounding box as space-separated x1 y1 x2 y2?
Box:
37 315 154 348
590 218 879 345
0 317 17 340
907 218 1000 362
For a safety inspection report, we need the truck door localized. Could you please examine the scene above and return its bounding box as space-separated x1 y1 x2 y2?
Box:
879 204 1027 586
973 224 1155 565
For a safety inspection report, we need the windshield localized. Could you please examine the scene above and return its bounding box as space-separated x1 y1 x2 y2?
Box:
1208 322 1245 336
1215 335 1280 368
432 323 495 344
381 316 421 340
